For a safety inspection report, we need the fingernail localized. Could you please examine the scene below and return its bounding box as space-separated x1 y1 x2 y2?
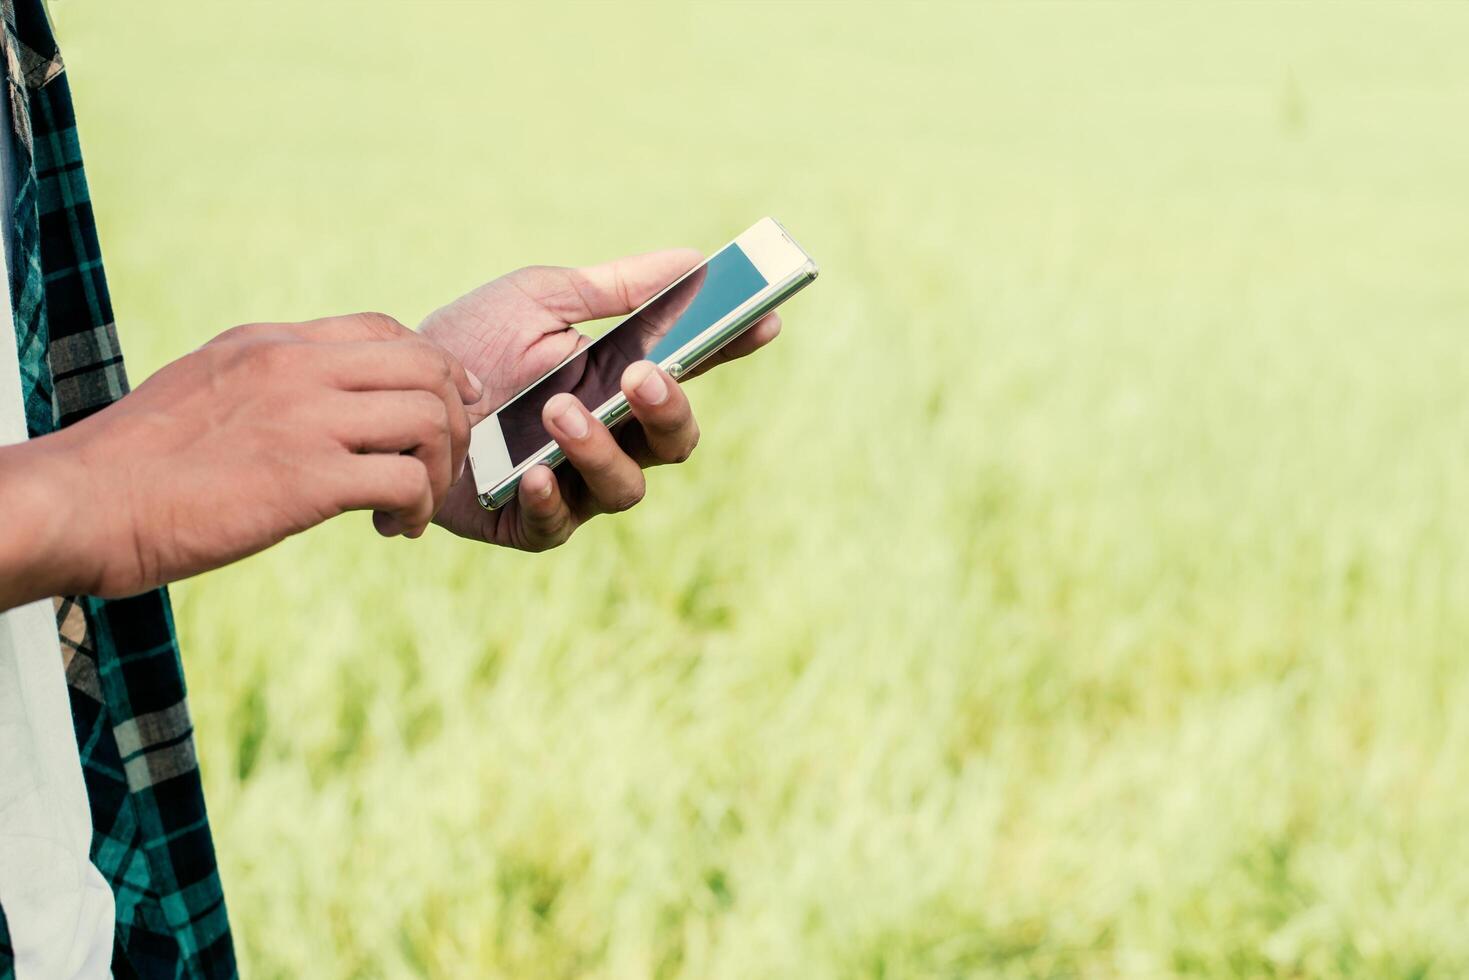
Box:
466 372 485 402
555 402 588 440
633 364 668 405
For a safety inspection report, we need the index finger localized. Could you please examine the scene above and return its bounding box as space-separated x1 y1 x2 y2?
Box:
316 337 485 410
287 313 487 408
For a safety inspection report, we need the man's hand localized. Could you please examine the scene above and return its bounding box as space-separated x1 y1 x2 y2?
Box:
0 312 487 607
420 249 781 551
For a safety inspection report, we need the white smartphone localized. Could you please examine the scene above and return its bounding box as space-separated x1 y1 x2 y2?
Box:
467 217 819 509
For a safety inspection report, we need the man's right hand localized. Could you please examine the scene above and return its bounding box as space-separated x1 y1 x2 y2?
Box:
0 312 487 608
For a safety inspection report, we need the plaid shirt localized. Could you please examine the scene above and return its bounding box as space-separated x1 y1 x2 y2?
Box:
0 2 236 976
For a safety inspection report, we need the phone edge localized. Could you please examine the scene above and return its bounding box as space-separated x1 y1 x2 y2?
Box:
477 258 818 510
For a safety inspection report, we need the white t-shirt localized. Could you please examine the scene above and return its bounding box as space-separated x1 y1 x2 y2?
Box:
0 82 117 977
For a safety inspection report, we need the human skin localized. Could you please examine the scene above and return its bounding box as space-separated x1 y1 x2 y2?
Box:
492 263 709 467
0 249 778 607
0 312 485 610
422 248 779 552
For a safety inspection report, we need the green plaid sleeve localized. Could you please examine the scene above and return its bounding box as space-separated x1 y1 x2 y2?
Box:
0 909 11 980
0 1 237 975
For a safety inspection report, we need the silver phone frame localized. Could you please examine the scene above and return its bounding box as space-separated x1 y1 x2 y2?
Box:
476 218 818 510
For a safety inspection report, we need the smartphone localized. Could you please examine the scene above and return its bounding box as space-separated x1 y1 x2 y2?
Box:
467 217 819 510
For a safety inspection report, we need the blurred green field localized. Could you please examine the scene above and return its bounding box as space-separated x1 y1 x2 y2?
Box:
54 2 1469 976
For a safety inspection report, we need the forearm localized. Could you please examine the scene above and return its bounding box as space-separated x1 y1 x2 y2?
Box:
0 434 90 610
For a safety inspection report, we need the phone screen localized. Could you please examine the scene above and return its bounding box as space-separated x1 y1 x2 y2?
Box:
496 244 769 467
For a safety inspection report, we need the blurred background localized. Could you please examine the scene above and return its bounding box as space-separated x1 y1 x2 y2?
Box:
54 1 1469 976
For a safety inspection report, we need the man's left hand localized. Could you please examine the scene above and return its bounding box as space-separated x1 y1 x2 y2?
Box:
420 249 780 551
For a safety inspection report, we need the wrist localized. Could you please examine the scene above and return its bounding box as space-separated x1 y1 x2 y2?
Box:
0 432 91 608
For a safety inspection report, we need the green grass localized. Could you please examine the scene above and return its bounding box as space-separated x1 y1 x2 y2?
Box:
55 2 1469 976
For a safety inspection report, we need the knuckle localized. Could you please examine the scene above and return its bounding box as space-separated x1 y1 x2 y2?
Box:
416 395 450 439
352 311 407 340
213 322 265 345
405 338 454 385
606 478 646 514
528 524 574 554
389 462 431 509
669 429 698 464
241 340 295 376
511 265 590 317
386 470 412 509
450 406 470 443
